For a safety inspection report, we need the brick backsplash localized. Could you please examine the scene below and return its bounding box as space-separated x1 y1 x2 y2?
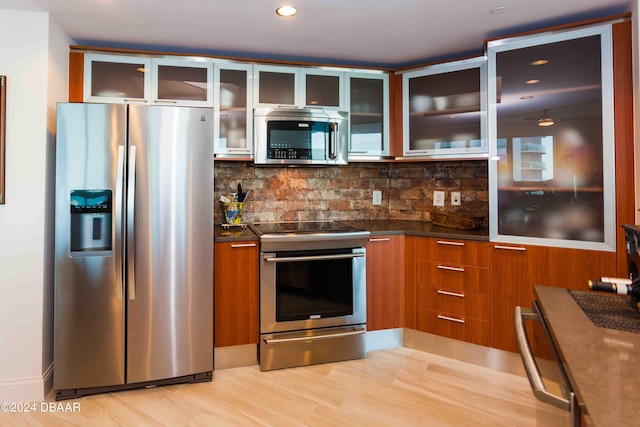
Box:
214 161 488 224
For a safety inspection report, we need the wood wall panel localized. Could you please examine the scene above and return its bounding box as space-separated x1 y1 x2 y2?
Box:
612 20 635 277
68 52 84 102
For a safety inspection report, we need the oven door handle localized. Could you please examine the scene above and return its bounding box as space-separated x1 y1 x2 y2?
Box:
515 306 571 411
265 253 364 263
263 328 365 344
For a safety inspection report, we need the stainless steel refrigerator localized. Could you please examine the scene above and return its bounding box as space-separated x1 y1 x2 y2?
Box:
54 103 214 400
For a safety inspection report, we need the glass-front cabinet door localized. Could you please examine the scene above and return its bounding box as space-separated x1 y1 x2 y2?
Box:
84 54 151 104
487 25 616 251
214 63 253 157
402 57 487 158
254 65 300 107
347 72 389 157
151 59 213 107
301 69 344 109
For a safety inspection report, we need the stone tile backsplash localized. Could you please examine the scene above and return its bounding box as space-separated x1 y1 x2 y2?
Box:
214 161 488 225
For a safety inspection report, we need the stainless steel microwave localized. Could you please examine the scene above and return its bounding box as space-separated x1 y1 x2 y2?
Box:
254 107 349 165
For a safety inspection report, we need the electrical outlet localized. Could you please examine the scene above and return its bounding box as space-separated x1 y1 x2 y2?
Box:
451 191 461 206
433 191 445 207
372 190 382 206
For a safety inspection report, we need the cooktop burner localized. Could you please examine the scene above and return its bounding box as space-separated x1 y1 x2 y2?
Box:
251 221 361 235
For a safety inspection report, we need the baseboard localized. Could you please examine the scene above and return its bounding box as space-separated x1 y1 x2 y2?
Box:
214 344 258 370
402 328 527 377
0 364 53 402
365 328 403 352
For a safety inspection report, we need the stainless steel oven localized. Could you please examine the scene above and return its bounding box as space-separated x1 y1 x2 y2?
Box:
252 221 369 371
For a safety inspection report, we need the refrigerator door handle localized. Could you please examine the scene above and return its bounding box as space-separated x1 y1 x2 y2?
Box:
127 145 137 300
115 145 125 301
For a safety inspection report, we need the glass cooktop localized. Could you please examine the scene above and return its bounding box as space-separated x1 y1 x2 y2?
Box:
251 221 361 235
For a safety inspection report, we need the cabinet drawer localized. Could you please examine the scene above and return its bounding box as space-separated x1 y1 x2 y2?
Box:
417 260 488 294
416 308 489 347
417 285 489 320
416 238 488 267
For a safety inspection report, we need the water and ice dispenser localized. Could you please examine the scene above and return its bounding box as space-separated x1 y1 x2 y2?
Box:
70 190 112 254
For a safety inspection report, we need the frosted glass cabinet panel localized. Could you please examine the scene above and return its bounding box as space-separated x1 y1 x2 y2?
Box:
347 73 389 156
214 63 253 157
84 54 151 103
402 57 487 157
303 72 342 108
487 25 616 251
152 59 213 106
255 66 299 106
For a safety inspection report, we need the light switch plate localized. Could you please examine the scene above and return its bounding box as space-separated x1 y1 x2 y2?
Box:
372 190 382 206
433 191 445 206
451 191 461 206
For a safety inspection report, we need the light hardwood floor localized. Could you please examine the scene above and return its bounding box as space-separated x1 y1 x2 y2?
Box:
1 347 569 426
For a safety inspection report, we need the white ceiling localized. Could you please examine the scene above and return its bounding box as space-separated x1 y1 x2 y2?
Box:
0 0 631 67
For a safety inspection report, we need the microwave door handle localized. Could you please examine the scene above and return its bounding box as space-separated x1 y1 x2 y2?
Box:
329 122 337 160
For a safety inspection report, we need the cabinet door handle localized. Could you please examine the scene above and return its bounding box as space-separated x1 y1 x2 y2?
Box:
436 240 464 246
153 100 178 104
437 290 465 298
123 99 148 103
437 314 465 324
494 245 526 251
369 238 390 242
437 265 465 272
230 243 257 248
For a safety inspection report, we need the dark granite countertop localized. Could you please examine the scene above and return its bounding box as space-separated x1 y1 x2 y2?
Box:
535 285 640 427
214 224 258 242
215 220 489 242
340 220 489 241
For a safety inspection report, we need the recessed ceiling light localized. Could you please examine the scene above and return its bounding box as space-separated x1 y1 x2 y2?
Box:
276 5 297 17
526 79 540 84
490 6 507 15
520 96 534 100
530 59 549 66
449 115 457 119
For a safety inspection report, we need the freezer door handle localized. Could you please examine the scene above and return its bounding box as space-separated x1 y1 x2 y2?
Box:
127 145 137 300
115 145 125 301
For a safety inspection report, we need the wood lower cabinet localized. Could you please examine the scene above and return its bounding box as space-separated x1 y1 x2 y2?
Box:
214 241 259 347
415 237 490 346
366 235 404 331
489 243 617 355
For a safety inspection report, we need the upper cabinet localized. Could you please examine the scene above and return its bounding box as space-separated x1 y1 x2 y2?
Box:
151 58 213 107
402 57 488 158
214 63 253 157
83 54 213 106
84 54 151 104
254 65 344 109
347 72 390 158
487 24 616 251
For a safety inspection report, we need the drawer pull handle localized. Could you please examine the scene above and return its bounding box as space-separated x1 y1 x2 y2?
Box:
494 245 526 251
437 265 465 272
436 240 464 246
437 314 465 324
230 243 257 248
369 238 390 242
437 290 465 298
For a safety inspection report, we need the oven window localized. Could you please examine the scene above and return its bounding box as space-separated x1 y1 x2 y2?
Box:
275 249 353 321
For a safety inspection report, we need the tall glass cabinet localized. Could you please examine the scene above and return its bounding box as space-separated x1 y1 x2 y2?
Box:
487 25 616 251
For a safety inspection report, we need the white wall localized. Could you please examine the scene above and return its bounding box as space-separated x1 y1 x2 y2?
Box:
0 8 70 402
